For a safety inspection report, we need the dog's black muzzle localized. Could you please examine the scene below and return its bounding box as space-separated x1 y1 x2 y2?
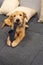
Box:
15 19 21 25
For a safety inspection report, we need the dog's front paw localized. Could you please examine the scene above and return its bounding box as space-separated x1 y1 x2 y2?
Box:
7 40 11 46
11 41 18 47
7 37 11 46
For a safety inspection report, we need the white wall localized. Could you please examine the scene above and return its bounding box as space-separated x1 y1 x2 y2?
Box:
21 0 41 15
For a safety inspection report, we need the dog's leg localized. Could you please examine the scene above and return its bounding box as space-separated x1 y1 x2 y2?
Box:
25 25 29 28
7 36 11 46
11 31 25 47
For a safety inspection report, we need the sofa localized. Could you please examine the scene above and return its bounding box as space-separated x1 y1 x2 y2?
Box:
0 0 43 65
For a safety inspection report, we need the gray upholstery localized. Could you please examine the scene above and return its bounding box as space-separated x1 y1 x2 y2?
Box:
0 0 43 65
0 13 43 65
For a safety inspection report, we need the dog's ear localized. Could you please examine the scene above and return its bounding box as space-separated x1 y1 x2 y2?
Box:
1 16 13 29
1 15 14 29
9 15 13 21
23 12 28 23
23 12 27 19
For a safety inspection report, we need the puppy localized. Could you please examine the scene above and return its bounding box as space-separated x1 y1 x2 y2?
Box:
2 11 28 47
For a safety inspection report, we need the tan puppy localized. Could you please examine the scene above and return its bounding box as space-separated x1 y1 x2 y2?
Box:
2 11 28 47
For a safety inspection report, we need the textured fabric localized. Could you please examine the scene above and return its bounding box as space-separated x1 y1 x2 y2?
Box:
0 15 8 50
38 0 43 22
0 14 43 65
0 32 43 65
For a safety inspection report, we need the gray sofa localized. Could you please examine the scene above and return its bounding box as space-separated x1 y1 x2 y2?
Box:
0 0 43 65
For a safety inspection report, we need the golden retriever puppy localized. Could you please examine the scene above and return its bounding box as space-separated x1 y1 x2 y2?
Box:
2 11 28 47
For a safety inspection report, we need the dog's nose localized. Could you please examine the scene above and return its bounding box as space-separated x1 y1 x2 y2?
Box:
16 19 20 22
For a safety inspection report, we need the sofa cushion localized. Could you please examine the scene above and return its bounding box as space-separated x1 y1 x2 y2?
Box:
0 31 43 65
31 50 43 65
0 15 10 50
0 14 43 65
29 14 43 35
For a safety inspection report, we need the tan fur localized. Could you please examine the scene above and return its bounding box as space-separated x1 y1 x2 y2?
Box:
2 11 28 47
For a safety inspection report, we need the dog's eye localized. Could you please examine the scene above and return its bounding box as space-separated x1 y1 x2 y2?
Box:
19 14 22 16
14 15 16 17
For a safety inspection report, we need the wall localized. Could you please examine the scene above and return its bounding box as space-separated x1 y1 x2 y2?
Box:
0 0 3 6
21 0 41 15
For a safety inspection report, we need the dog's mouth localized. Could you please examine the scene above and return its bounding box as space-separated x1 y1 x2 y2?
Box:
2 18 22 29
14 19 22 26
9 21 21 42
15 21 20 25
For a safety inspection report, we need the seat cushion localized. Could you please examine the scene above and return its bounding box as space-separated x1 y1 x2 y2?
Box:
0 14 43 65
0 15 10 50
31 50 43 65
0 31 43 65
29 14 43 35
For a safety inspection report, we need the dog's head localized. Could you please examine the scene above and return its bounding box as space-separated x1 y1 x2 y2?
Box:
2 11 28 29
